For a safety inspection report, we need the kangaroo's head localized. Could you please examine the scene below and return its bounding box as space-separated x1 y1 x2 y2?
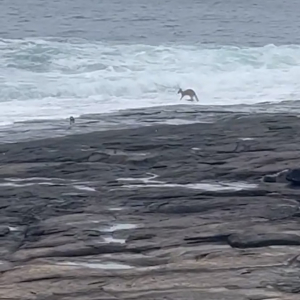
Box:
177 88 182 94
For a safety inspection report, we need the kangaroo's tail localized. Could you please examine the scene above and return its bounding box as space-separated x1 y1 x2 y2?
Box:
195 93 199 102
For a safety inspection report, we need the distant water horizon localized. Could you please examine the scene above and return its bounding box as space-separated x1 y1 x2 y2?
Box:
1 0 300 126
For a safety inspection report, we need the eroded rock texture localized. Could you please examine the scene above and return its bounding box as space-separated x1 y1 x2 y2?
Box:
0 112 300 299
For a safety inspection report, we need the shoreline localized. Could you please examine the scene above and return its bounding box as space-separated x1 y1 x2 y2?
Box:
0 111 300 299
1 100 300 144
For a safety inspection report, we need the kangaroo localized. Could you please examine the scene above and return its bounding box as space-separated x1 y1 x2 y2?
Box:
178 88 199 102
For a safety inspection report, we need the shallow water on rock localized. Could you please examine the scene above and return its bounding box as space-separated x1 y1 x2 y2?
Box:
121 182 257 191
108 207 124 211
1 177 97 192
101 223 138 232
73 185 96 192
8 226 20 232
0 182 58 187
103 236 126 244
117 173 257 191
239 137 255 141
5 177 76 182
118 173 163 184
59 261 132 270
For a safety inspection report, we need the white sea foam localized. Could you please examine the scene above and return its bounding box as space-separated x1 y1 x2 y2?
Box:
1 38 300 125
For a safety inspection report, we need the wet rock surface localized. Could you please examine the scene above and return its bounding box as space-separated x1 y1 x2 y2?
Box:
0 111 300 299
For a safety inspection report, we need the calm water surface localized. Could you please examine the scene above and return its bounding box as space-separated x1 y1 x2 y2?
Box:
0 0 300 46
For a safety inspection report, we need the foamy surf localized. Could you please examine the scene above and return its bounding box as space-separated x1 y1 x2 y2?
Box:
1 38 300 125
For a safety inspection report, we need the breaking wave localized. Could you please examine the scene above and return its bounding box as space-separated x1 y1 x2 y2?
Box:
1 37 300 124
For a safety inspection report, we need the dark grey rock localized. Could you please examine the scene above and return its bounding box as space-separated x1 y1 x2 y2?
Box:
11 242 126 262
262 169 289 183
228 233 300 248
1 111 300 299
0 226 9 237
88 152 109 162
286 168 300 185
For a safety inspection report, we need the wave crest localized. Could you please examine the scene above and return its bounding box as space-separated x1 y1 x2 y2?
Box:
0 38 300 123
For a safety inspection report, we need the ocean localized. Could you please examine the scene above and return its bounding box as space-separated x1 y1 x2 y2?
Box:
1 0 300 129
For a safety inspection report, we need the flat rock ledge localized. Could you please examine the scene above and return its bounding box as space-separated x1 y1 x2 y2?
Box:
1 112 300 299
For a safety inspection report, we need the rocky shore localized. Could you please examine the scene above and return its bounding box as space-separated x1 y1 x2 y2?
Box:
0 111 300 299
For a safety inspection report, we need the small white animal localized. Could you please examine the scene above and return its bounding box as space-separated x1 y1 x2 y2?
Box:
178 88 199 102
